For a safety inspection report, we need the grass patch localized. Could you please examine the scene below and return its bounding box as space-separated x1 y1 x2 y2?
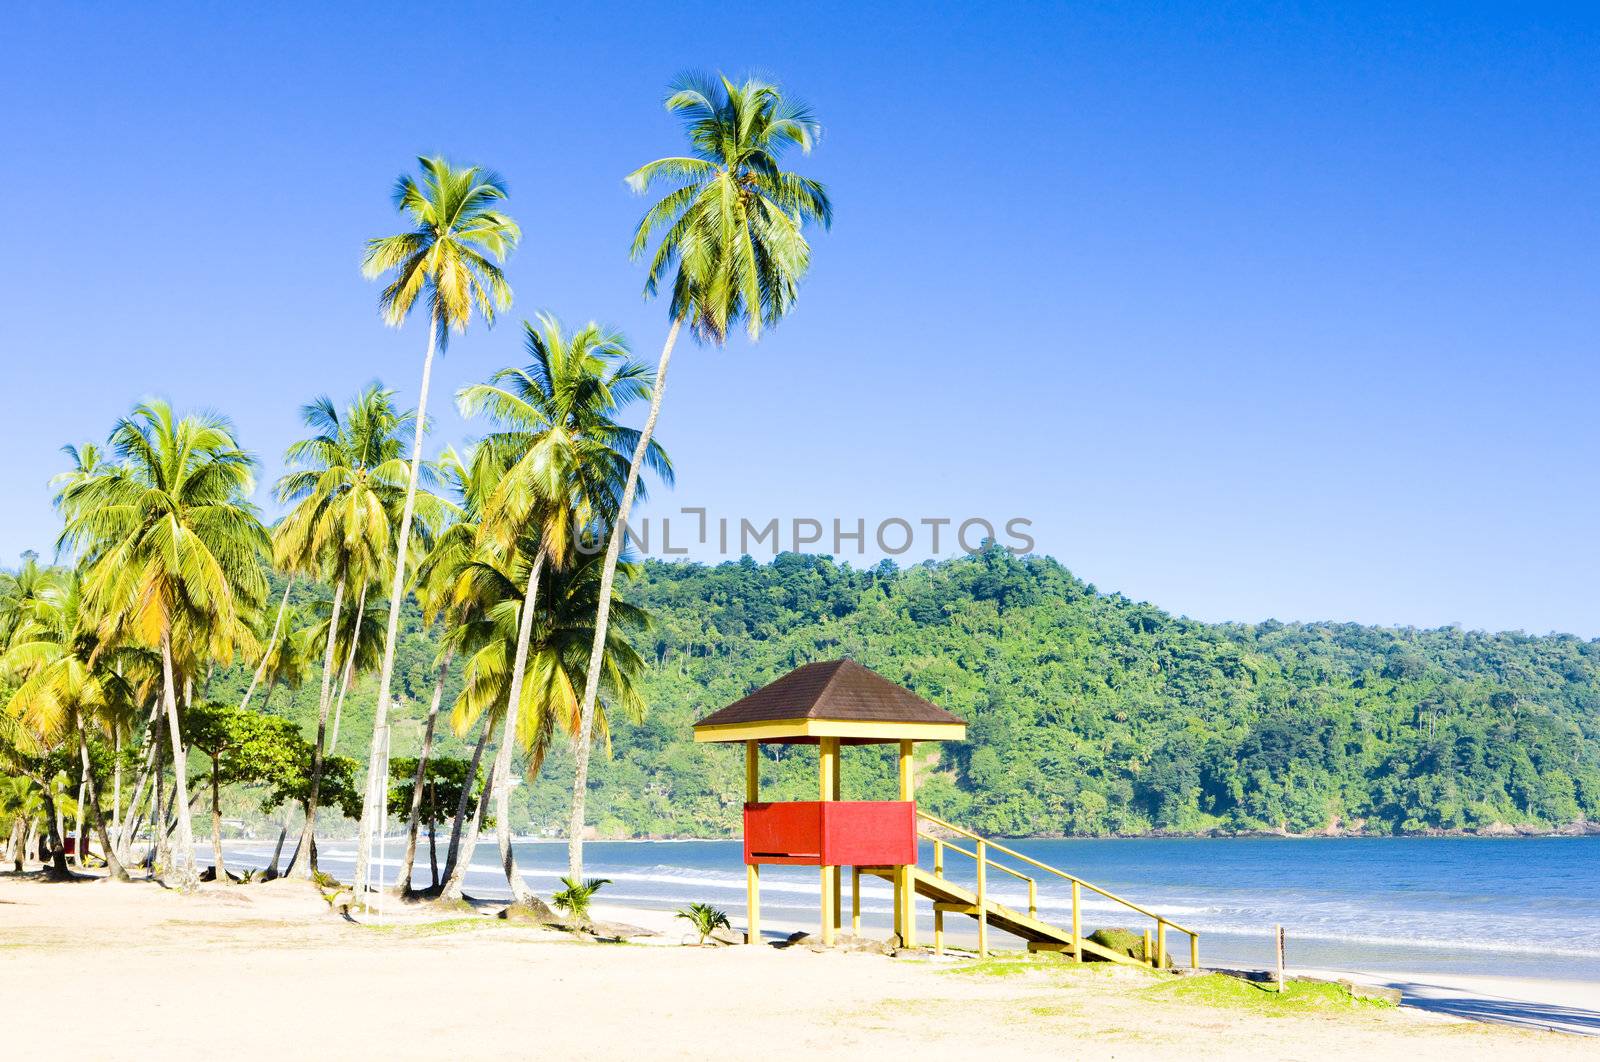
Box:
1144 975 1395 1014
358 917 502 938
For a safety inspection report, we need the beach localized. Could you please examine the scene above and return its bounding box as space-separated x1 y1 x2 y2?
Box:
4 872 1596 1061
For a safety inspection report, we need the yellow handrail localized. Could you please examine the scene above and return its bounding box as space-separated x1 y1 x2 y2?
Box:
919 831 1033 885
917 811 1198 938
916 809 1200 968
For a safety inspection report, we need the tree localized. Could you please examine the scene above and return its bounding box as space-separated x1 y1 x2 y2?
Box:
446 542 650 892
58 401 268 889
457 313 667 901
273 386 416 878
1 570 146 882
567 73 832 876
387 755 479 891
356 156 520 896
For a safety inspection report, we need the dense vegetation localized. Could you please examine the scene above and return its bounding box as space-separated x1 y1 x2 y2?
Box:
224 547 1600 840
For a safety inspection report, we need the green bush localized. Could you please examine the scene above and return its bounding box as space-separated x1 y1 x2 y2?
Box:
1086 927 1146 962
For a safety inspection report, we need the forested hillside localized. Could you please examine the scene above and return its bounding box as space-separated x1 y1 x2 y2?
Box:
222 548 1600 839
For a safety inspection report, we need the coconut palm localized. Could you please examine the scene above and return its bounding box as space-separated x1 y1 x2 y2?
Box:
437 538 649 902
257 625 312 712
57 401 268 889
393 447 478 894
567 73 832 876
356 156 520 896
1 573 151 883
273 385 416 878
551 875 610 924
457 314 667 901
304 589 384 753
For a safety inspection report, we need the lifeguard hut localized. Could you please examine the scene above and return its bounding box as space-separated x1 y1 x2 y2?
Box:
693 659 966 947
696 659 1204 967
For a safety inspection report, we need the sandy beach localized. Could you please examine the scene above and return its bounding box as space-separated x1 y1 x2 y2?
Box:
3 872 1596 1061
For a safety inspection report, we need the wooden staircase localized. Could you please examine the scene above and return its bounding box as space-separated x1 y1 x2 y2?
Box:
861 812 1199 969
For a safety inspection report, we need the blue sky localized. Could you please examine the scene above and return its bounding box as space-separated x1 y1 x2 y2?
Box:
2 2 1596 636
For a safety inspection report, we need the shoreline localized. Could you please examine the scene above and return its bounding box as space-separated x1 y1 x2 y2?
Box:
4 870 1598 1058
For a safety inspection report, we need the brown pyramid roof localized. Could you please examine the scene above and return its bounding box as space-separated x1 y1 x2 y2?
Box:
695 660 966 737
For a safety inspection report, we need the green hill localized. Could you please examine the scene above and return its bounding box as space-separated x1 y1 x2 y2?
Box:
217 548 1600 839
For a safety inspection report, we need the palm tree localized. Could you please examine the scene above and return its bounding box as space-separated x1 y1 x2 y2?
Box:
304 589 384 753
274 385 415 879
356 156 520 896
394 447 476 894
56 401 268 889
1 572 147 882
567 73 832 876
437 538 650 902
457 314 667 902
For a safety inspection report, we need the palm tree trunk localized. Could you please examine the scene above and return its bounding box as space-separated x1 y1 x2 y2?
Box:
72 771 86 869
494 549 547 904
209 753 226 883
241 577 295 711
567 314 681 878
329 583 368 754
287 575 346 879
441 717 490 884
356 307 439 896
7 819 22 873
398 649 452 895
111 730 122 841
39 783 72 879
427 783 439 889
158 631 199 889
115 700 162 863
265 801 295 878
76 715 128 882
440 749 496 903
151 734 167 870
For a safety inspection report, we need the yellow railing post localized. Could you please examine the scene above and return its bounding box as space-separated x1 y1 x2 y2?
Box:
976 840 988 958
1071 879 1082 962
1156 920 1167 970
1190 933 1199 970
1028 878 1037 919
851 865 861 936
934 839 944 879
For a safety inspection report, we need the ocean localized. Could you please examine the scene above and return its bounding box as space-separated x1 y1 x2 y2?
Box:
226 834 1600 981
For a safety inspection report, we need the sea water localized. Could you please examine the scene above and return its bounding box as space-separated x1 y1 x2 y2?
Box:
228 835 1600 981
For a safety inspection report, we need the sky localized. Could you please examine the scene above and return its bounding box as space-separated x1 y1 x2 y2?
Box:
2 2 1596 636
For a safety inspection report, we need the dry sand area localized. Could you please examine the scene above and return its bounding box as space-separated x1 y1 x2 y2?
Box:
2 873 1595 1061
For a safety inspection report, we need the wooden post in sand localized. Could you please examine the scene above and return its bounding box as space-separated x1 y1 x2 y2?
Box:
1275 925 1286 993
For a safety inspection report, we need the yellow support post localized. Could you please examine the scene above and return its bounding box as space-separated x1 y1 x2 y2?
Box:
745 741 760 945
747 864 760 945
1028 879 1037 919
1156 921 1168 970
934 839 944 879
892 865 904 944
820 737 839 946
897 740 916 949
1071 880 1082 962
934 905 944 956
1191 934 1199 970
851 865 861 935
976 839 988 958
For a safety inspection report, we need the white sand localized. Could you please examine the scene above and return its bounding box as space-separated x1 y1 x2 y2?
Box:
3 872 1597 1061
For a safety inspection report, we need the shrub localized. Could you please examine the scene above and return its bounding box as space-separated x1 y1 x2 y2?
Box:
551 877 611 923
676 902 733 945
1086 927 1146 962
